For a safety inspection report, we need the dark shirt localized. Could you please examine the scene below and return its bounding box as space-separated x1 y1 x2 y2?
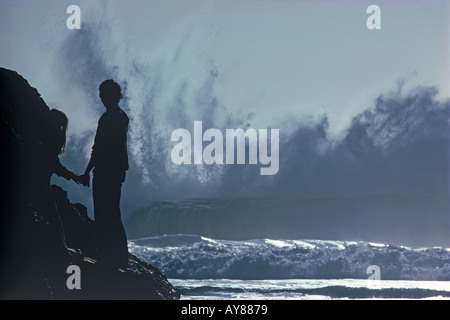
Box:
51 125 71 179
91 107 129 176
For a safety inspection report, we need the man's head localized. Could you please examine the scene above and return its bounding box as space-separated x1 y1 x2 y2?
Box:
99 79 123 108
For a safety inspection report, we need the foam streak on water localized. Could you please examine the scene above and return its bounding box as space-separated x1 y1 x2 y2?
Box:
169 279 450 300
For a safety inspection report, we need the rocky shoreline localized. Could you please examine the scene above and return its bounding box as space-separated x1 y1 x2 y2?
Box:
0 67 180 300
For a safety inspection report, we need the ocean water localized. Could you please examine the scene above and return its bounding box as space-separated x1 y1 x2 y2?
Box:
170 278 450 300
128 234 450 300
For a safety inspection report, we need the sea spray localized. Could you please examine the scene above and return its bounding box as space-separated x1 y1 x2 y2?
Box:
171 121 279 175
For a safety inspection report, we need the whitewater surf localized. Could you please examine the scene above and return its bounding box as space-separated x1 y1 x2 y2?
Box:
128 234 450 300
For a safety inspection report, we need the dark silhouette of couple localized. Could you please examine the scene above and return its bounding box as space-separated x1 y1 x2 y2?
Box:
50 79 129 269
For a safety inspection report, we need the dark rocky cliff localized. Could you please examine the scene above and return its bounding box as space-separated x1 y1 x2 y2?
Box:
0 67 180 300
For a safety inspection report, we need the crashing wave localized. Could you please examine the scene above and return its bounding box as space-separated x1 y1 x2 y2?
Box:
128 234 450 281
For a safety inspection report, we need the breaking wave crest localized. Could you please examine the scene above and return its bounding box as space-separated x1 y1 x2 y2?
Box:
128 234 450 281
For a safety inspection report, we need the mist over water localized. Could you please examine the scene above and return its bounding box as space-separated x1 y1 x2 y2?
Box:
3 1 448 246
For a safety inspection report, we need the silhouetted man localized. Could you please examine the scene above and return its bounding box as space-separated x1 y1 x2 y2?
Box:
82 79 129 269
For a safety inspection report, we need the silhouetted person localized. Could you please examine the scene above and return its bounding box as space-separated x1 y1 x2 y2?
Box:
48 109 82 184
28 108 82 293
46 109 83 238
81 79 129 269
36 109 82 234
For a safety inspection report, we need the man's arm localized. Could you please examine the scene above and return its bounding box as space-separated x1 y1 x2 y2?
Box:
84 157 95 176
82 116 102 187
81 157 95 187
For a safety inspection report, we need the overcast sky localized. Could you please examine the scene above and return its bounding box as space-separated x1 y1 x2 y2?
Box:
1 0 449 246
1 0 448 136
1 0 449 211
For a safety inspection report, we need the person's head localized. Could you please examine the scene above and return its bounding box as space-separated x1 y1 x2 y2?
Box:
99 79 123 108
49 108 69 155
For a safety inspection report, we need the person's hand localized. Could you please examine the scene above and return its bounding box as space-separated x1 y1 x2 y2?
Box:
80 173 90 187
